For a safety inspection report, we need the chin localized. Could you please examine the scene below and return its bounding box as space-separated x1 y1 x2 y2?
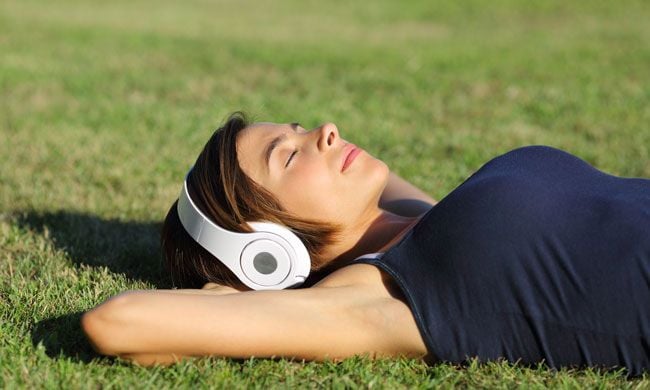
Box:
375 159 391 188
363 159 390 206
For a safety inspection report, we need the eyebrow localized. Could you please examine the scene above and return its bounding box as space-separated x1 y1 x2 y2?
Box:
263 122 301 174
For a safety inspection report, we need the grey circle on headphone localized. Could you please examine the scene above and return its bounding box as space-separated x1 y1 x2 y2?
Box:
253 252 278 274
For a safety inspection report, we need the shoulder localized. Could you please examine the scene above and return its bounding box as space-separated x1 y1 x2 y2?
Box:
314 262 385 288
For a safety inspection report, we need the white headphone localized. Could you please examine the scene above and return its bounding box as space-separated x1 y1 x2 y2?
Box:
176 168 311 290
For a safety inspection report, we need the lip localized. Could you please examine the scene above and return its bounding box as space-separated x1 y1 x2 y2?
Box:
341 143 362 172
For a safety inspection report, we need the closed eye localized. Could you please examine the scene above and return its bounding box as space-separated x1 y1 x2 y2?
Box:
284 122 305 168
285 150 298 167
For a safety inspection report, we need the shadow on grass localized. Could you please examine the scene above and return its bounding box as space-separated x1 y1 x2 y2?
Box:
16 210 170 288
31 311 100 363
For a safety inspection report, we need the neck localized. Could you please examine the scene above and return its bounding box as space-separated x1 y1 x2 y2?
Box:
323 208 421 269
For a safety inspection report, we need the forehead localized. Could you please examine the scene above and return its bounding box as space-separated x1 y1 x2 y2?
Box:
237 122 285 154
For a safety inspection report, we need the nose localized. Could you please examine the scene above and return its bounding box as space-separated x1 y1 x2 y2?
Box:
317 122 339 151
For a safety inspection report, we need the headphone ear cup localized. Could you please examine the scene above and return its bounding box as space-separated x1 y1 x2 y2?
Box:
240 239 292 286
246 221 311 282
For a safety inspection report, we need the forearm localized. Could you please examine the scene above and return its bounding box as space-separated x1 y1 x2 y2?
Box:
379 171 437 217
81 286 387 365
84 288 237 367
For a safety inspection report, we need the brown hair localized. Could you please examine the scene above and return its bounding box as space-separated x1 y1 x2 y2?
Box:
161 112 344 289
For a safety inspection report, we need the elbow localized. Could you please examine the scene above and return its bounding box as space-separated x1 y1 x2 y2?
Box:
81 291 140 357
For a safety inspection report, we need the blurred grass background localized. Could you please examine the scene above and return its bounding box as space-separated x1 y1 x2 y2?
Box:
1 0 648 387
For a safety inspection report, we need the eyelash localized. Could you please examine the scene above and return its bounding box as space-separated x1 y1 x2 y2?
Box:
284 125 304 168
285 149 298 167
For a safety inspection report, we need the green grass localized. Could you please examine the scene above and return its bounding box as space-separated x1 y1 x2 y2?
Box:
1 0 649 387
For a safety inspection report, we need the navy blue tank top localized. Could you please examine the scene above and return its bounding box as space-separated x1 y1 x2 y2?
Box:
352 145 649 376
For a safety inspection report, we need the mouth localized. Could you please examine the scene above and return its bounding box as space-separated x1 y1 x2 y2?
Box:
341 143 362 172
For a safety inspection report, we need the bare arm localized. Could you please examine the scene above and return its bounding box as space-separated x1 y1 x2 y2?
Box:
81 280 427 366
379 171 437 217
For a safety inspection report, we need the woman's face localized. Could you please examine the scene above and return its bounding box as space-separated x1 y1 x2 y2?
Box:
236 122 389 227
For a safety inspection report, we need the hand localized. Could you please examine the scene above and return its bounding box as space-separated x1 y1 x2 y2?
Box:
201 282 245 295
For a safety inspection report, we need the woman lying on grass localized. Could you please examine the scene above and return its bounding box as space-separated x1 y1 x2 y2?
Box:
81 112 649 376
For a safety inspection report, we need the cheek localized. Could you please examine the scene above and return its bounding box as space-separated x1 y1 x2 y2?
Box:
279 166 338 217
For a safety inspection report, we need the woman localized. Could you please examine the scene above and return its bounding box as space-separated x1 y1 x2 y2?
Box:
81 112 649 376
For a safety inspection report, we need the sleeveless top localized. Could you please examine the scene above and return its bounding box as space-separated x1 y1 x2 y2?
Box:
352 145 650 376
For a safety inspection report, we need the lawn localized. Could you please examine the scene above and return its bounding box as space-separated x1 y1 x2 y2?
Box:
1 0 649 387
